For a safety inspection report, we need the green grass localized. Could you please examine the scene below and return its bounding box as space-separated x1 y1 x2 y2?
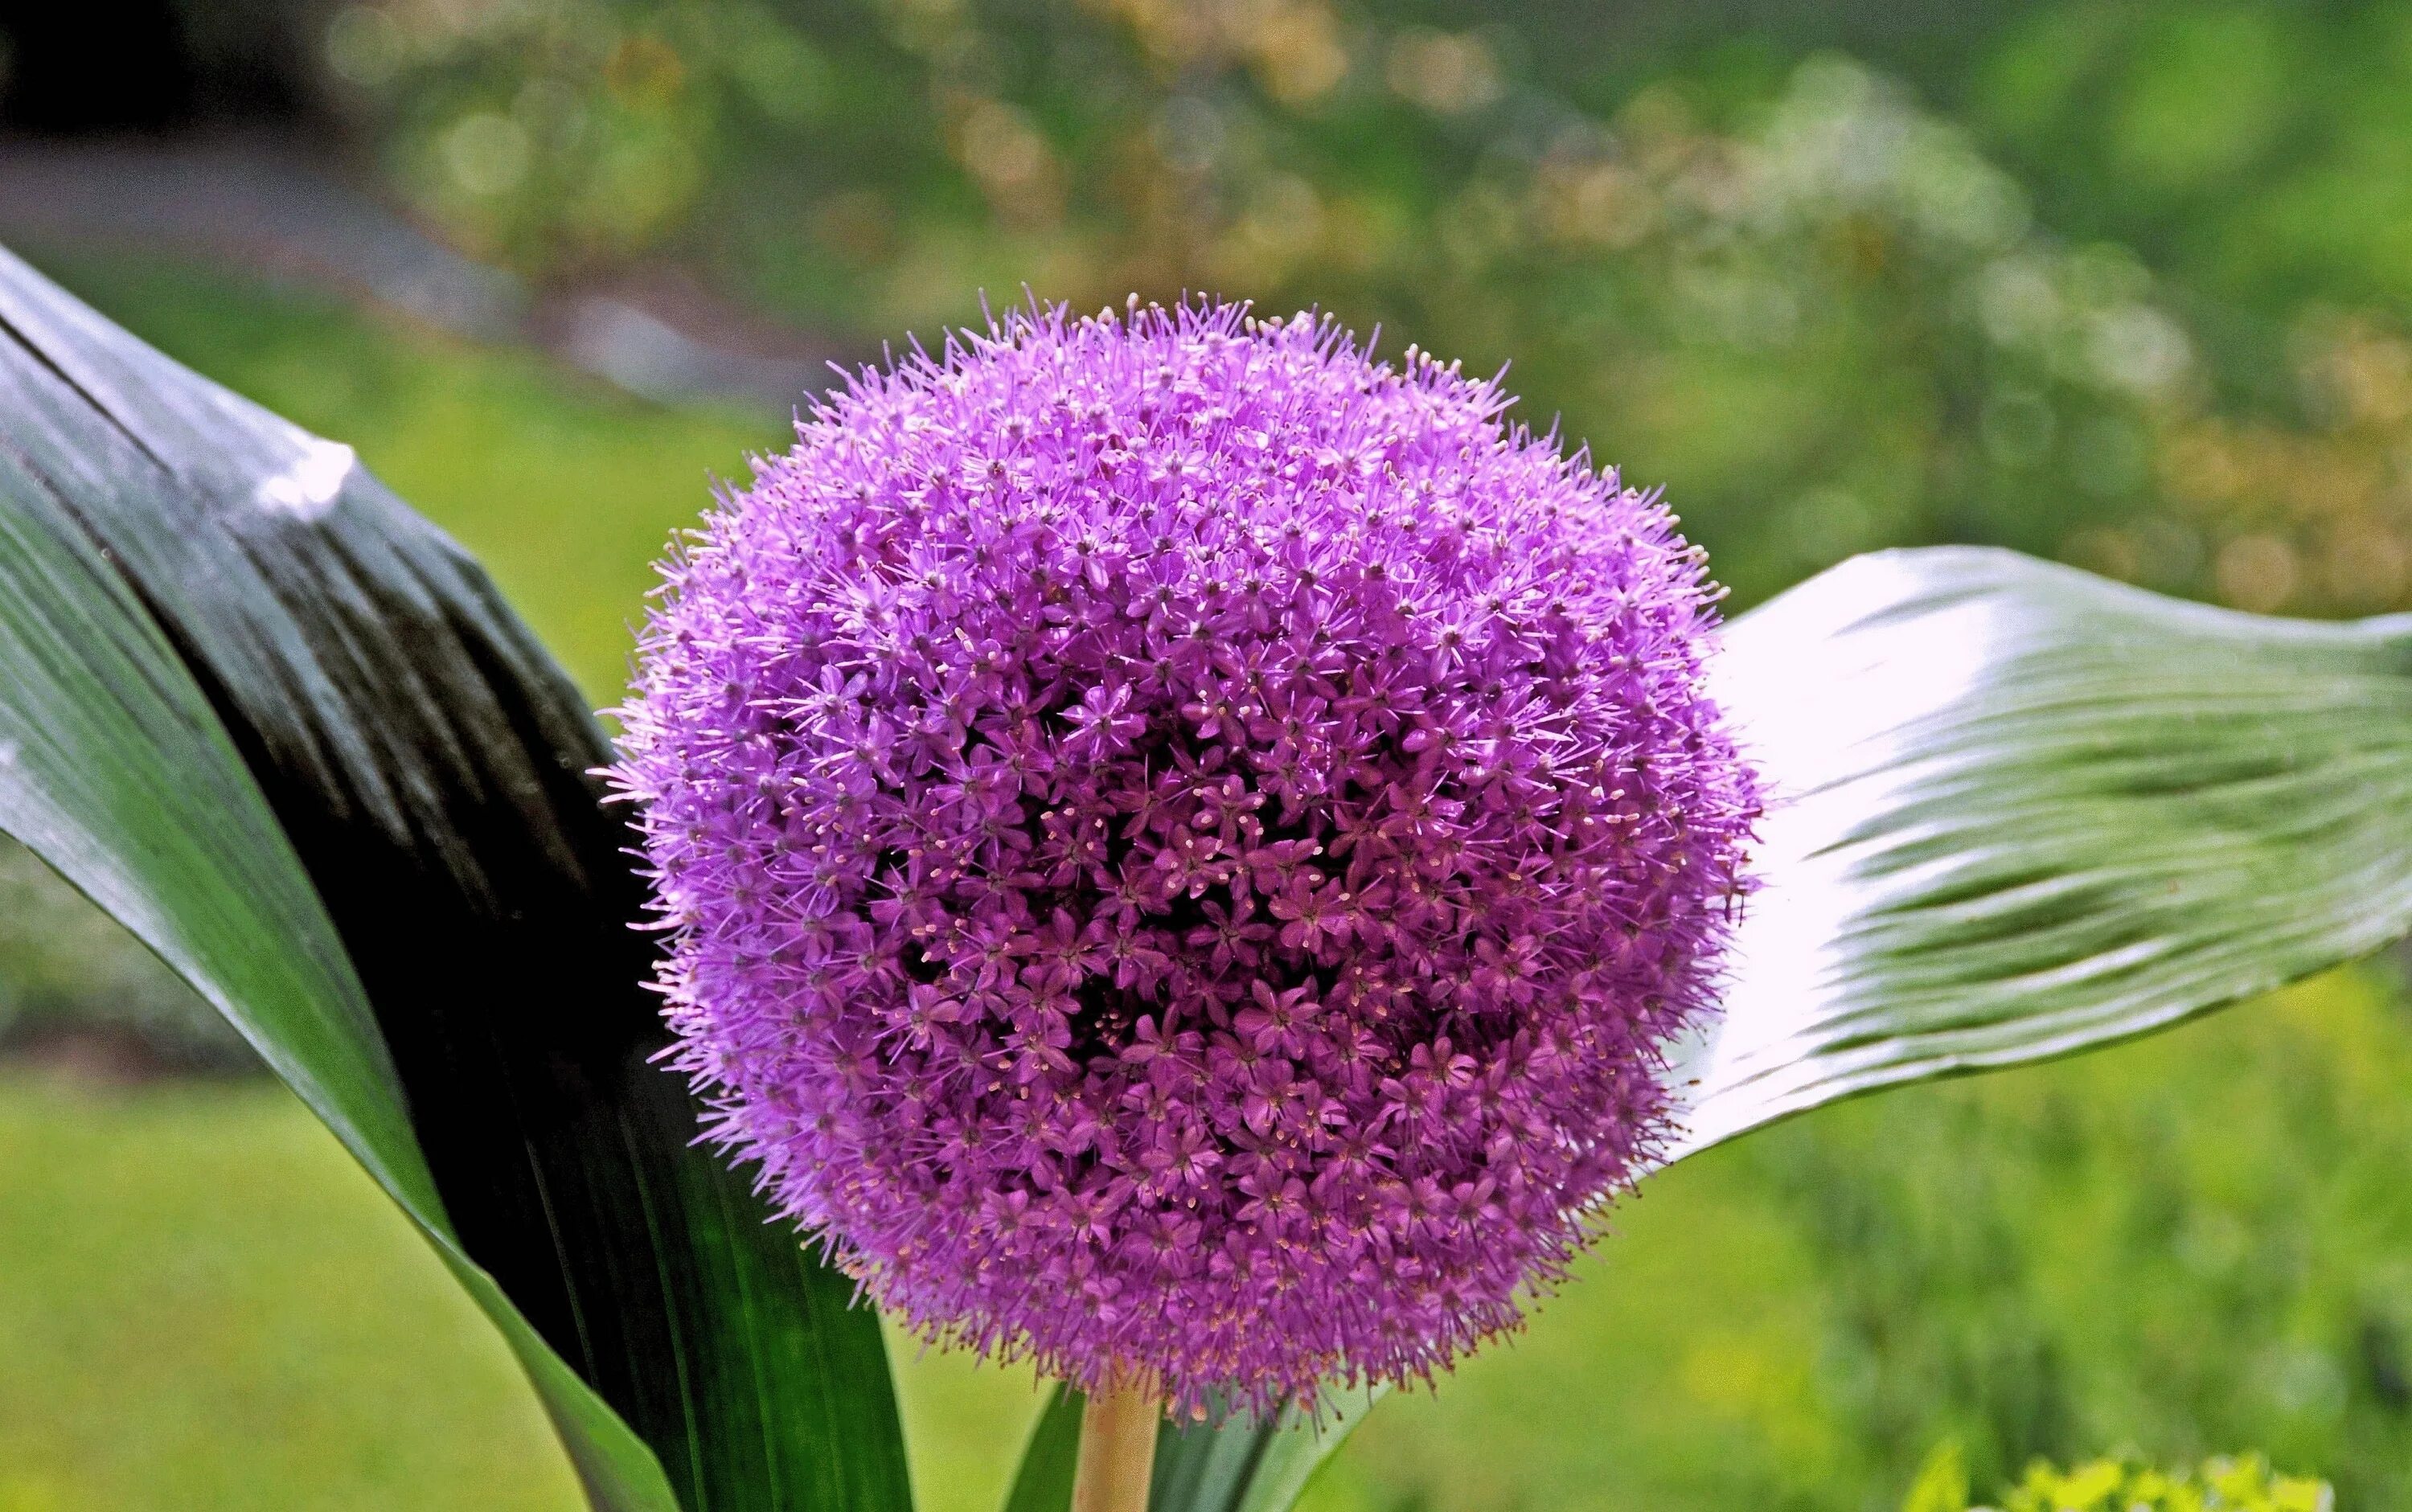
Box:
0 1072 580 1512
7 251 2411 1510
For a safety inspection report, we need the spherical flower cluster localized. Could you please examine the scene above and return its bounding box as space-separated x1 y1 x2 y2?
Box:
613 300 1759 1416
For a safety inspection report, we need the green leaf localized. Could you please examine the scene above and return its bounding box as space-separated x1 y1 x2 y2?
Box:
1994 1453 2332 1512
999 1387 1084 1512
1155 1394 1384 1512
1670 546 2412 1153
1901 1440 1971 1512
0 244 911 1511
1006 547 2412 1511
999 1386 1385 1512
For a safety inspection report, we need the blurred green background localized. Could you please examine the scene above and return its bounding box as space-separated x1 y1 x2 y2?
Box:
5 2 2412 1508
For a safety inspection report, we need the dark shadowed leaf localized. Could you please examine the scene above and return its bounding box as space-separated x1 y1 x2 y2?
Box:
0 245 910 1512
1007 547 2412 1511
999 1386 1085 1512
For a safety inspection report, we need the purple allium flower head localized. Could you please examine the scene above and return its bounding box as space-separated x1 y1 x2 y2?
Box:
613 300 1760 1416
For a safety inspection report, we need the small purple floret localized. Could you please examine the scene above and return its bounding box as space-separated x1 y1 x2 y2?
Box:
613 301 1759 1416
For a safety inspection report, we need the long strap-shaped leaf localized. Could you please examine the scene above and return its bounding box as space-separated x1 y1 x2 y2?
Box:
1672 546 2412 1151
1005 547 2412 1512
0 247 910 1512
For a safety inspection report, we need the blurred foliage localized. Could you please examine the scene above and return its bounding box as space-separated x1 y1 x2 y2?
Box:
1899 1440 2332 1512
1968 0 2412 323
1992 1455 2332 1512
310 0 2412 617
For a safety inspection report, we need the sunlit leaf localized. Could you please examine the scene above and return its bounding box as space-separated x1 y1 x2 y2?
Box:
1672 546 2412 1153
0 245 911 1512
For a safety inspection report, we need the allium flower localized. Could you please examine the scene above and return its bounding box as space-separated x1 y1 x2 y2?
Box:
613 300 1760 1416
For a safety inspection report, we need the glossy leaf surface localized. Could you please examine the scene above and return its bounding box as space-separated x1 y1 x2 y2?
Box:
0 246 910 1512
1672 546 2412 1153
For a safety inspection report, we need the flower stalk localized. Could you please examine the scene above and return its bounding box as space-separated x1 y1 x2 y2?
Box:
1072 1379 1160 1512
